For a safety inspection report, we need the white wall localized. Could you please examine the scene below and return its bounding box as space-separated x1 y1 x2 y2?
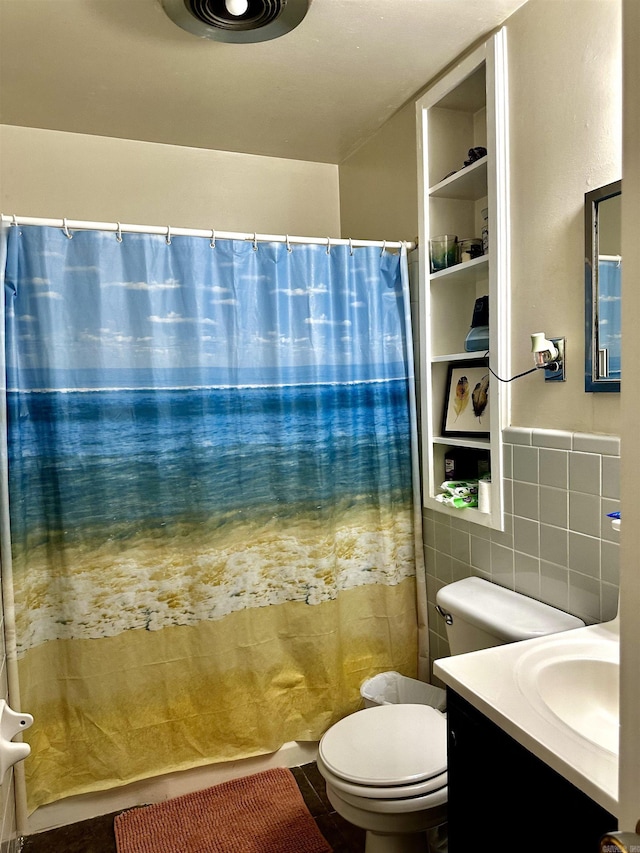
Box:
339 0 622 438
339 101 418 243
506 0 622 434
0 126 341 237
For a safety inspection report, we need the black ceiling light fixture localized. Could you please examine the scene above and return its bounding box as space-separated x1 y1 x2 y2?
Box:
160 0 310 43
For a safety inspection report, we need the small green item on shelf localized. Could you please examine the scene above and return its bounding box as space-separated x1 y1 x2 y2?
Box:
435 493 478 509
440 480 479 497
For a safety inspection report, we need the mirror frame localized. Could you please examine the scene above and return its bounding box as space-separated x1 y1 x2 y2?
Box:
585 179 622 392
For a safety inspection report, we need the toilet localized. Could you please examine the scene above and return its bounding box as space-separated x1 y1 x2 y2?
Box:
317 577 585 853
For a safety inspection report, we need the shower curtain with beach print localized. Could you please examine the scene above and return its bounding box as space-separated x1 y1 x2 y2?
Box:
1 224 424 811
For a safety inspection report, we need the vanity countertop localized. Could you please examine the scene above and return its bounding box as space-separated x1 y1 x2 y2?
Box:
434 619 619 815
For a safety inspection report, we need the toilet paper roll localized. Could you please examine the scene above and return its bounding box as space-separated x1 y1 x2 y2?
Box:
478 478 491 514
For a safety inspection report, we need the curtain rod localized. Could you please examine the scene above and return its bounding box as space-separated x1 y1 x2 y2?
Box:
599 254 622 262
1 215 415 251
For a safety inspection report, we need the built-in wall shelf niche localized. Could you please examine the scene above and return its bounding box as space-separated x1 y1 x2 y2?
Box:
416 29 510 531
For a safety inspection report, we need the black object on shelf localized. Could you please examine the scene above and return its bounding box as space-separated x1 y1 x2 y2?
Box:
465 295 489 352
444 448 490 481
471 295 489 327
464 146 487 166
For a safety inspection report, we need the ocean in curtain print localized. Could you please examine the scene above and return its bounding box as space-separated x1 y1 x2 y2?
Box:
8 377 414 654
4 229 416 656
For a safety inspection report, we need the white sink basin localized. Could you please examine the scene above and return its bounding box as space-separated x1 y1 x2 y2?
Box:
516 637 619 755
533 657 619 752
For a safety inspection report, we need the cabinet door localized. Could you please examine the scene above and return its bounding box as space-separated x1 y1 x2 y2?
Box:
447 691 617 852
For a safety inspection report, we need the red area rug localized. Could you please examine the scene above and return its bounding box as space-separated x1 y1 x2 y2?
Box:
114 767 332 853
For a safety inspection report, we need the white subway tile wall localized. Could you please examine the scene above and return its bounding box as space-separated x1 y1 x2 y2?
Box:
426 428 620 678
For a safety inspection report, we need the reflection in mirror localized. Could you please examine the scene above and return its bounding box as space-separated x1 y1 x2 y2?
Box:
585 180 621 392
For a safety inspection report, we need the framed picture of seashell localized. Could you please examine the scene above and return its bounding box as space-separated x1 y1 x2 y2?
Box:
442 361 490 437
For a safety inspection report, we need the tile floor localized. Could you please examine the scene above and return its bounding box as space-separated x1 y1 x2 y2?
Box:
21 762 366 853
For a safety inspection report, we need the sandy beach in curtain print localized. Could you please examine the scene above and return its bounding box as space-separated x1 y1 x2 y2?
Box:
19 578 419 809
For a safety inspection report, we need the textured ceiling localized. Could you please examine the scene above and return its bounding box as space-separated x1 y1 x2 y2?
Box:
0 0 528 164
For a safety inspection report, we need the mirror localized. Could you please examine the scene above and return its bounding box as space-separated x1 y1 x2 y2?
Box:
585 180 621 392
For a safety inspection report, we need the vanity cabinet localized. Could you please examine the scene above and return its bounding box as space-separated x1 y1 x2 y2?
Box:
416 30 508 530
447 690 617 851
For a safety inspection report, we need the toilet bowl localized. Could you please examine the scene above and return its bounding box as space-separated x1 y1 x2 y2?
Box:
317 577 587 853
318 703 448 853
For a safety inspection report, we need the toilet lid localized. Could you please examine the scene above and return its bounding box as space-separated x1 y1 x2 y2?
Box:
319 704 447 787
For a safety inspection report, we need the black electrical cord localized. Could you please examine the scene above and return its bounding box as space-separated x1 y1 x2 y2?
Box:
481 351 537 383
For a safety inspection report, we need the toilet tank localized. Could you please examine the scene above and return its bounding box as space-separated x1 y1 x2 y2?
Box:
436 577 585 655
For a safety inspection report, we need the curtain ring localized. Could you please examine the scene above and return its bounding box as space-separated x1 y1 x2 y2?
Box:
115 222 123 243
210 229 216 249
326 237 331 255
380 240 387 257
253 233 258 251
349 238 354 256
11 215 18 228
62 219 73 239
165 226 172 245
286 235 292 253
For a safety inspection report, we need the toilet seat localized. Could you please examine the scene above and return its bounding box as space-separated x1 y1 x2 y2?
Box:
318 703 447 797
328 780 448 815
318 753 447 800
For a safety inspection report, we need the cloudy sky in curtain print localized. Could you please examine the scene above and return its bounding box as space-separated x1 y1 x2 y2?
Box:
5 227 408 388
